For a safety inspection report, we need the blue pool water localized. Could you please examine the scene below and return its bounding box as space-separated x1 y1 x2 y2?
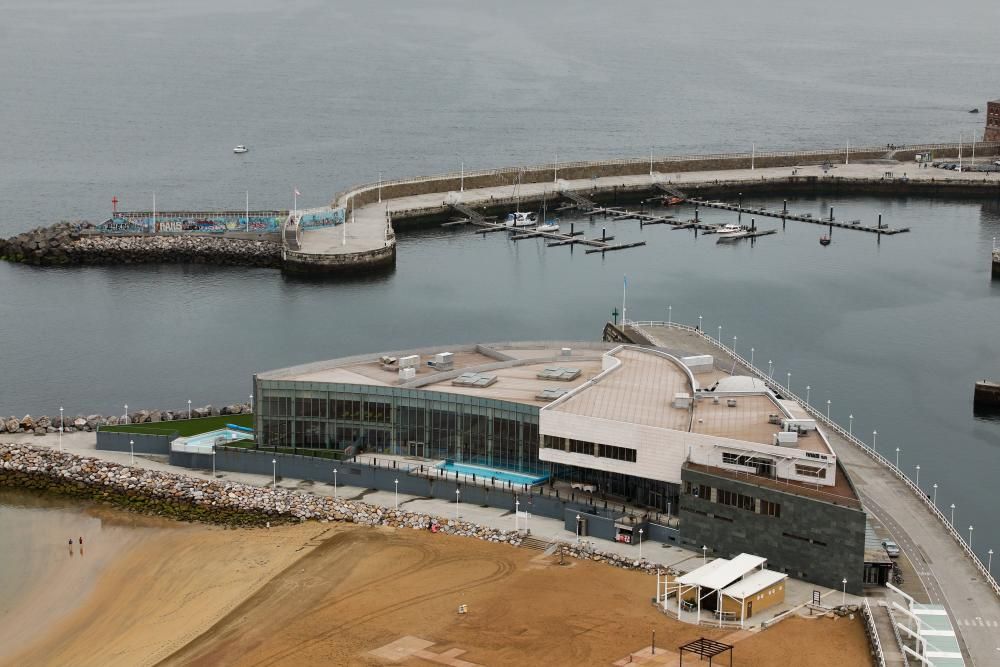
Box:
437 461 548 486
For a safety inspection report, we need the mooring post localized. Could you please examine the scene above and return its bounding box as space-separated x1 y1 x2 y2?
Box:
878 213 882 229
783 199 787 213
830 206 834 221
602 227 607 242
571 222 575 236
751 218 756 231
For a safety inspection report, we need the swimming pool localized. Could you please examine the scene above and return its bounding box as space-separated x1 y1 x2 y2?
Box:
436 461 548 486
171 428 252 454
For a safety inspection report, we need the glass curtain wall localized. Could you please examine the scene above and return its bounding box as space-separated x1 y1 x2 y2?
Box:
256 381 542 473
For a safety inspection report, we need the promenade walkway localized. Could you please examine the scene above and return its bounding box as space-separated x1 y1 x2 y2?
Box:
296 158 1000 263
634 322 1000 666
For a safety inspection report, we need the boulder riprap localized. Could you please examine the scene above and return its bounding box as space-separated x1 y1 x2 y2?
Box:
0 222 280 268
0 443 666 576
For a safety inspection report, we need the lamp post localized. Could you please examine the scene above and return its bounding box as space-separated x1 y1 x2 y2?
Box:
455 488 460 523
750 347 755 368
806 385 811 406
895 447 900 469
212 446 216 477
786 372 791 392
950 503 956 526
732 336 737 357
515 498 520 532
272 459 276 490
717 325 722 344
639 528 644 560
668 305 672 326
394 478 399 509
988 548 993 575
129 439 134 466
249 394 254 413
826 400 831 420
969 525 974 549
914 465 920 487
460 160 464 192
871 430 877 452
377 171 382 203
576 514 581 541
59 406 63 452
698 315 703 331
123 403 128 425
848 414 853 437
187 399 192 419
932 483 938 507
333 468 338 499
702 545 707 564
841 578 847 606
768 360 773 378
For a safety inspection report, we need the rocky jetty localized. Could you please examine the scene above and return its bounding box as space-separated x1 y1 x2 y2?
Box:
0 223 280 267
0 443 666 575
0 403 251 435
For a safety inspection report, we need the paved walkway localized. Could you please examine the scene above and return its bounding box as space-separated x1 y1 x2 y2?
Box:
297 159 998 259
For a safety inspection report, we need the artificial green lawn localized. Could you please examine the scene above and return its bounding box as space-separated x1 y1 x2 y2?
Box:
99 413 254 436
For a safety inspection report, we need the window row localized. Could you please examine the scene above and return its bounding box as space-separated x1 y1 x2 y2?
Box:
684 481 781 518
543 436 637 463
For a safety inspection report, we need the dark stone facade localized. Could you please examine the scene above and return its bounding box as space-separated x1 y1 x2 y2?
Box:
678 464 866 595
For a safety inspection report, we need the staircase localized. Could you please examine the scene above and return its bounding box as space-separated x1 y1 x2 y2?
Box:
519 535 553 552
654 182 688 199
449 201 485 223
560 190 597 211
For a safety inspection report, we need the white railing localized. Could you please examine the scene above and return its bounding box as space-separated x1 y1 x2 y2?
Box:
623 319 1000 599
863 598 888 667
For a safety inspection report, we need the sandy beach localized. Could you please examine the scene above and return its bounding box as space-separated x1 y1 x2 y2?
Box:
1 492 871 667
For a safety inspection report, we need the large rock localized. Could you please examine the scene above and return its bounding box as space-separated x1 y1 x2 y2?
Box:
192 407 211 419
149 410 163 423
0 420 6 433
73 417 88 430
36 416 51 429
86 415 103 430
222 404 243 416
106 415 119 426
33 427 46 436
19 415 34 430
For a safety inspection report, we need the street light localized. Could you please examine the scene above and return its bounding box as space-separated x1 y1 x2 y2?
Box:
717 325 722 344
249 394 254 413
639 528 644 560
187 399 192 419
750 347 755 367
806 385 811 406
969 525 974 549
848 414 853 437
786 372 791 392
950 503 956 526
377 171 382 202
456 488 461 522
123 403 128 425
895 447 900 469
129 439 134 466
988 548 994 575
515 498 520 532
668 305 672 326
841 578 847 607
576 514 581 541
272 459 276 490
914 465 920 487
732 336 737 357
768 360 773 378
394 478 399 509
932 483 938 507
702 545 707 564
871 430 877 452
59 406 63 452
826 400 831 420
333 468 338 499
698 315 703 331
459 159 464 192
212 446 216 477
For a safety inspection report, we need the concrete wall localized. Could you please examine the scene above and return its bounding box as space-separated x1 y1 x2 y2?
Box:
282 242 396 275
679 465 866 594
97 430 176 455
563 508 617 542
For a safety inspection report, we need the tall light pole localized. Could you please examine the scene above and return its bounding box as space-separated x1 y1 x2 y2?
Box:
826 400 831 420
333 468 338 499
576 514 581 541
848 414 854 437
895 446 900 469
455 488 460 522
786 372 791 392
129 439 134 466
249 394 254 413
988 548 993 575
123 403 128 425
702 545 707 564
394 478 399 509
460 160 464 192
806 385 811 406
750 347 755 368
914 465 920 487
272 459 276 490
717 325 722 344
698 315 703 331
871 430 877 452
212 446 216 477
841 578 847 606
187 399 192 419
515 498 520 532
377 171 382 203
732 336 737 357
950 503 956 526
932 483 938 507
668 305 672 326
768 360 773 378
639 528 644 560
59 406 64 452
969 525 974 549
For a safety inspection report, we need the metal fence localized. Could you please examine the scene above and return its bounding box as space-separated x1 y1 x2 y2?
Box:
862 598 888 667
626 319 1000 600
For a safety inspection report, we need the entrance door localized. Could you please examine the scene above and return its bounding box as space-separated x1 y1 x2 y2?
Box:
747 600 752 617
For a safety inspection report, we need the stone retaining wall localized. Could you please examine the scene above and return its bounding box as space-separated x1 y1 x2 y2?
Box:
0 443 669 575
0 403 250 436
282 241 396 275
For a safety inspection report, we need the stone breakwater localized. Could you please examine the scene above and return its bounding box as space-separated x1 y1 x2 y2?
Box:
0 443 665 575
0 402 250 436
0 222 280 267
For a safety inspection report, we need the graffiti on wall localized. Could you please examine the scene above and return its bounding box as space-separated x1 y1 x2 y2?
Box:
300 207 346 230
97 211 286 234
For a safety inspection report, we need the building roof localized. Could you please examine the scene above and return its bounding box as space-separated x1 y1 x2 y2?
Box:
685 461 861 509
720 568 787 599
910 604 965 666
677 553 767 590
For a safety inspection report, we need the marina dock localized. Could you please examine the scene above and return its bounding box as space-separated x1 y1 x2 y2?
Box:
688 199 910 235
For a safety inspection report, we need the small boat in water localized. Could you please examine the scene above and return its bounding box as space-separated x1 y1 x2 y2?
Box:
714 223 746 237
819 235 832 246
505 211 538 227
662 196 685 206
233 145 248 154
535 221 560 233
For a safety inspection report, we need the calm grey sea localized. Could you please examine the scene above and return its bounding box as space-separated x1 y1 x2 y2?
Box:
1 1 999 550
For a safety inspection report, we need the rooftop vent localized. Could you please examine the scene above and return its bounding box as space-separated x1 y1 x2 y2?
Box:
452 372 498 388
429 352 454 371
536 388 569 401
561 347 572 357
399 355 420 370
536 366 582 381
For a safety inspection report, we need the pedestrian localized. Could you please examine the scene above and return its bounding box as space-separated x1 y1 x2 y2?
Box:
79 536 83 545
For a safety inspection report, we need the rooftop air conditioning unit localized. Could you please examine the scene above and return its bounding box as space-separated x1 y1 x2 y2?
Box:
672 392 692 409
399 367 417 381
774 431 798 447
433 352 454 371
399 355 420 370
561 347 572 357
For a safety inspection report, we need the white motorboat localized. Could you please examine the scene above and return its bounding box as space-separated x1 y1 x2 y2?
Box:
233 145 248 154
714 223 745 237
535 221 560 233
505 211 538 227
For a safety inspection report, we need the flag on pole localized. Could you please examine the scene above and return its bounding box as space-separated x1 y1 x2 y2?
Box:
294 188 301 197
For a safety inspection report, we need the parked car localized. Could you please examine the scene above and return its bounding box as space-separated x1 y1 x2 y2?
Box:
882 540 901 558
